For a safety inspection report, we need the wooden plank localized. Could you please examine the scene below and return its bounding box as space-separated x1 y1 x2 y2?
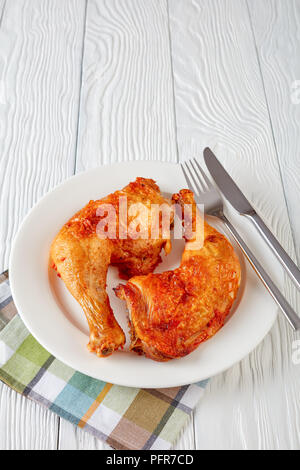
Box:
0 385 58 450
0 0 6 23
248 0 300 263
0 0 86 450
58 0 196 450
75 0 177 170
169 0 300 449
247 0 300 449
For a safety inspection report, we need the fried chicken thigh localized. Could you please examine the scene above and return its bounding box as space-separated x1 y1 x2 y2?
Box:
115 190 241 362
50 178 173 358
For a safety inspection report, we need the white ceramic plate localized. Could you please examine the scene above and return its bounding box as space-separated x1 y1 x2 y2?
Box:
9 161 281 388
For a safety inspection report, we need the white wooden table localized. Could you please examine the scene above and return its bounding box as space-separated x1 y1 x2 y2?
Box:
0 0 299 450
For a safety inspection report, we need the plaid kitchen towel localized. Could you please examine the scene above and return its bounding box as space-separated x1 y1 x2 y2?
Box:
0 271 208 450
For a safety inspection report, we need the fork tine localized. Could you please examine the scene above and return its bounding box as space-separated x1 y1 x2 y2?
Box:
181 162 201 197
185 161 205 193
193 158 213 189
189 160 207 191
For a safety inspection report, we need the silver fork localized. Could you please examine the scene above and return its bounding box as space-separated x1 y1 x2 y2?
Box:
181 158 300 331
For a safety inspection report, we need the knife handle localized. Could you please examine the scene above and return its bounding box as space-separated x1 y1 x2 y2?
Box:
221 214 300 331
246 213 300 291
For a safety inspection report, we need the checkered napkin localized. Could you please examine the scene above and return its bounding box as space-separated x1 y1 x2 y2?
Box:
0 271 208 450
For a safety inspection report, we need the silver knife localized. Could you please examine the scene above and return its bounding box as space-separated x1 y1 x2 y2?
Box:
204 147 300 291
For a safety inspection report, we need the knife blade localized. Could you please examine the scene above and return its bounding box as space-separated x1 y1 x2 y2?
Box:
204 147 300 291
203 148 255 215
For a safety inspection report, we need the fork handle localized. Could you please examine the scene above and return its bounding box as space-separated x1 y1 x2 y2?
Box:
220 214 300 331
245 212 300 291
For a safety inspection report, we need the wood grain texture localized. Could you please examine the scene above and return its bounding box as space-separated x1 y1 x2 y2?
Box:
58 0 195 450
169 0 300 450
0 0 86 450
0 0 6 23
248 0 300 264
75 0 177 170
0 384 58 450
246 0 300 448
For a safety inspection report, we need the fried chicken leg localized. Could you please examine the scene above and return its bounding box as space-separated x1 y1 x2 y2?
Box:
115 189 241 361
50 178 173 357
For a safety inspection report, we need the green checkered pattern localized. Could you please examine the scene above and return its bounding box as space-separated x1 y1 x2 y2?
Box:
0 271 208 450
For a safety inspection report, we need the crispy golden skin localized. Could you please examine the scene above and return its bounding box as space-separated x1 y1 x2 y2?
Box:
50 178 173 358
115 189 241 362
